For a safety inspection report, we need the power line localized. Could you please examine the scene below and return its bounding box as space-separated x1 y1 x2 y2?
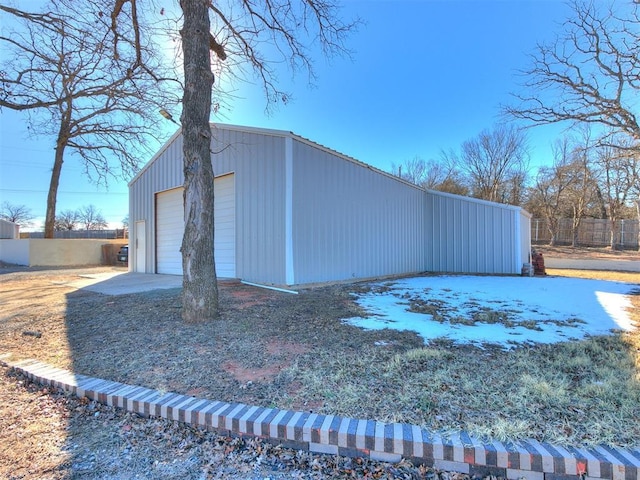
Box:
0 188 127 195
1 145 53 153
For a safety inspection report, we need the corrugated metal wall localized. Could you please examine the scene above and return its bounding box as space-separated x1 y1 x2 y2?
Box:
290 139 426 284
520 209 532 266
213 128 287 285
0 219 19 239
128 131 184 273
128 126 288 283
130 124 530 283
424 191 523 274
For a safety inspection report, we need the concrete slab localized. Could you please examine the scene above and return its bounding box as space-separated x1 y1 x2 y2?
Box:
70 272 183 295
545 257 640 273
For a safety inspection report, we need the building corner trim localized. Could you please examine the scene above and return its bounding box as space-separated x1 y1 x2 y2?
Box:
285 137 294 285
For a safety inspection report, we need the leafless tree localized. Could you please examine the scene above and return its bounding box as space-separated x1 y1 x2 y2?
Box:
527 126 606 247
0 202 35 227
563 127 599 246
54 209 80 231
530 139 572 245
449 125 530 205
77 204 109 230
390 157 430 186
111 0 358 321
390 156 468 195
592 135 640 248
505 1 640 147
0 1 178 239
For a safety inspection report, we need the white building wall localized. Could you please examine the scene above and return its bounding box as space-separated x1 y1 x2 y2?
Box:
0 239 126 266
0 219 19 239
130 123 531 284
128 125 288 284
128 130 183 273
519 208 532 267
213 127 287 284
290 138 426 285
424 191 524 274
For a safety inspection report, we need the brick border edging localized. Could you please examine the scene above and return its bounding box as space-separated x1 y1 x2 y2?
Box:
2 356 639 480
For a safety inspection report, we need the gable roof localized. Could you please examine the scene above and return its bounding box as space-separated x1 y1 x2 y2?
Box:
128 123 422 192
128 122 526 215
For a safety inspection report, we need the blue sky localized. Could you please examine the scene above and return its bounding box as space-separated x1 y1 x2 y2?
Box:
0 0 573 230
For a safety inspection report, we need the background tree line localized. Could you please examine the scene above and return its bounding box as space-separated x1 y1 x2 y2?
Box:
0 201 129 233
390 123 640 249
2 0 639 324
1 0 357 321
53 204 108 231
390 0 640 251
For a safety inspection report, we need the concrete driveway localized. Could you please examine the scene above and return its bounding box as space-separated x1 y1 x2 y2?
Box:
544 257 640 272
70 271 183 295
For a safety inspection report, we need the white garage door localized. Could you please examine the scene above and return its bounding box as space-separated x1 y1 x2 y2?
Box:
156 174 236 277
213 174 236 278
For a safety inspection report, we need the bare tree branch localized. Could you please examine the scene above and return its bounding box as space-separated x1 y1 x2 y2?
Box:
111 0 358 321
0 1 180 237
452 125 530 205
505 1 640 145
0 202 35 227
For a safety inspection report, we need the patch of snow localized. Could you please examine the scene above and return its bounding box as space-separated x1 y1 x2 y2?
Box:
344 275 637 349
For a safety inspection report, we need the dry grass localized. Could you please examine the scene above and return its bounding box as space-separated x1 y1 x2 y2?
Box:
285 332 640 447
539 245 639 261
1 260 639 450
547 268 640 283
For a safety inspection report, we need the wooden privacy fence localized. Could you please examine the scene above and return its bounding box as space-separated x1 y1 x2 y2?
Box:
531 218 639 249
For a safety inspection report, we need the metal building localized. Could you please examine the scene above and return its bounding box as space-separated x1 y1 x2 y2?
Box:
128 124 531 285
0 219 20 239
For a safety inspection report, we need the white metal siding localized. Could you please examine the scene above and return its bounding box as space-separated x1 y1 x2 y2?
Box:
155 175 236 277
130 123 528 284
156 188 183 274
129 132 185 273
211 128 286 284
290 139 426 285
519 209 532 267
212 175 236 278
425 191 521 274
129 126 286 282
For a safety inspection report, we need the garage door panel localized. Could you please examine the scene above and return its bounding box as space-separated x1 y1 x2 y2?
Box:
156 188 183 275
156 174 235 277
213 175 235 278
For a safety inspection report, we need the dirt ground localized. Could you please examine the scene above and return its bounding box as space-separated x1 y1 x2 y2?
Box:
0 247 639 478
0 266 408 411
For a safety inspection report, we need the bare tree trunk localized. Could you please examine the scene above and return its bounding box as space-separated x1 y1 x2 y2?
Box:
636 200 640 251
546 223 558 246
179 0 218 322
44 151 63 238
609 218 618 250
545 215 559 246
570 206 583 247
44 129 69 238
594 187 608 219
571 223 580 247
